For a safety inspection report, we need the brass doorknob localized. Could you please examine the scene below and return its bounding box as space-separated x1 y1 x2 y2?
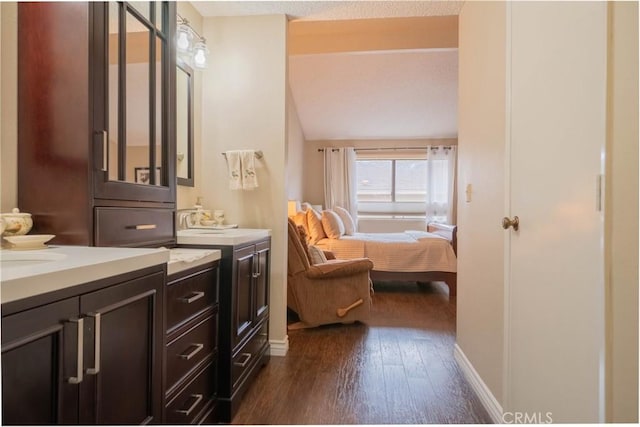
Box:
502 216 519 231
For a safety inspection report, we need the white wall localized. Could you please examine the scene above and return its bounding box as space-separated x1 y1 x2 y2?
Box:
457 0 506 406
0 2 17 212
200 14 289 351
286 85 305 201
176 2 204 209
606 1 638 421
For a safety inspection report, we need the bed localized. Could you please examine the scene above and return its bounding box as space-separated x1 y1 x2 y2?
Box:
314 223 458 296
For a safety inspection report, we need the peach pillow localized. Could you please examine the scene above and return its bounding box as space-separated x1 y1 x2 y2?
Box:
321 210 345 239
334 206 356 235
291 212 309 237
306 208 326 244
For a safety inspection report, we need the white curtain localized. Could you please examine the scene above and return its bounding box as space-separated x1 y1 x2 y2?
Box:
323 147 358 221
426 145 457 224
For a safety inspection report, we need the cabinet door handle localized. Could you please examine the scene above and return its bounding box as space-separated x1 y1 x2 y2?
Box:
179 343 204 360
86 313 101 375
100 130 108 172
234 352 252 368
180 291 205 304
67 318 84 384
175 394 203 416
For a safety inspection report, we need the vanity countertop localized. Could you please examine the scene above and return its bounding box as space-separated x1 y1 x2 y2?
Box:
0 245 169 304
168 248 221 276
177 228 271 246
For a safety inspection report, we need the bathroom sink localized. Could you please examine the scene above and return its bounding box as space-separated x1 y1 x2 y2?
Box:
0 250 68 268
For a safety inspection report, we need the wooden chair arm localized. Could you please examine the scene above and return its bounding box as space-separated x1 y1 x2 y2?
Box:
306 258 374 279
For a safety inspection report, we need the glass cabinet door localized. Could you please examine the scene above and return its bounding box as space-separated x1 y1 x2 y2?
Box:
94 1 175 202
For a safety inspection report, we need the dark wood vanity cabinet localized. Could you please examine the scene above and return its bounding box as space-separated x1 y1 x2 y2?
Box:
191 238 271 422
18 1 176 247
1 267 165 425
164 262 220 424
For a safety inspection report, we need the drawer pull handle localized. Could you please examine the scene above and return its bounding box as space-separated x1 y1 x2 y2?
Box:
67 318 84 384
234 352 252 368
86 313 101 375
181 291 205 304
175 393 203 416
127 224 157 230
179 343 204 360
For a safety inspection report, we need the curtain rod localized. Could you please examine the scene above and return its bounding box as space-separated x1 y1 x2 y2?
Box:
317 146 453 152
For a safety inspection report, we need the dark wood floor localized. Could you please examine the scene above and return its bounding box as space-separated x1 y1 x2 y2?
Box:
232 281 492 424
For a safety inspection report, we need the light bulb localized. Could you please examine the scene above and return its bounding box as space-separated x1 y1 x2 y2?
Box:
176 24 193 52
192 42 209 69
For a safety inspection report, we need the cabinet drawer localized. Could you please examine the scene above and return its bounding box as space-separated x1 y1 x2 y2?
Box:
165 360 216 425
232 322 269 389
166 313 218 394
95 207 174 247
167 268 218 332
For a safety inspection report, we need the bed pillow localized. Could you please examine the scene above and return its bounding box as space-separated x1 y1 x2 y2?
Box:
307 245 328 265
334 206 356 235
306 208 326 244
321 209 345 239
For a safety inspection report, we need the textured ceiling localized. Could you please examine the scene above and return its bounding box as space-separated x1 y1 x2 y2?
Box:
191 1 464 21
192 1 460 141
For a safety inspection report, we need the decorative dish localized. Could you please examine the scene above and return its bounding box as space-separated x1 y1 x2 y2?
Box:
3 234 56 250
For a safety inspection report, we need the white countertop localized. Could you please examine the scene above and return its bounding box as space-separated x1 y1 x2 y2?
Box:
177 228 271 246
0 245 169 304
168 248 221 276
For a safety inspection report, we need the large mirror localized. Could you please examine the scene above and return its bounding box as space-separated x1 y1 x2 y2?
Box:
176 59 194 186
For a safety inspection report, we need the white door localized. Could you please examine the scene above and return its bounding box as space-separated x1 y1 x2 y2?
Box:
505 2 606 422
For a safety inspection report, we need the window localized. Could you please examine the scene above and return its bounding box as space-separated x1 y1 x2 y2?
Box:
356 159 428 203
356 157 428 218
355 150 454 222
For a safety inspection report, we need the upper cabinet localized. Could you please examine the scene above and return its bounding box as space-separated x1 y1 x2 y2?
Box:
18 1 176 247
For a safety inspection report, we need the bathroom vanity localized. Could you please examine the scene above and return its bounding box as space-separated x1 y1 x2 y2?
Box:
1 246 169 424
177 228 271 422
7 3 272 424
0 246 229 425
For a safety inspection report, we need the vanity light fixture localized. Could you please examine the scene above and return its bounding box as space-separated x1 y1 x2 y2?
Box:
176 14 209 69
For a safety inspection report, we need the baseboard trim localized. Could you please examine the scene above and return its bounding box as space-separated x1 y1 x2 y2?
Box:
454 343 503 423
269 336 289 356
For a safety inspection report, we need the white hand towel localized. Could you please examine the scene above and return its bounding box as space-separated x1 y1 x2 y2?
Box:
225 150 242 190
241 149 258 190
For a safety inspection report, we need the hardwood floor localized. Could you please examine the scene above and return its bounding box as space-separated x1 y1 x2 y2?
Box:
232 281 492 424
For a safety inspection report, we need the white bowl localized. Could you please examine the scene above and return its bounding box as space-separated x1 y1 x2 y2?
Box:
3 234 55 250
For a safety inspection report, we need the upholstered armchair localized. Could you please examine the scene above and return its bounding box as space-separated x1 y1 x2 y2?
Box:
287 218 373 329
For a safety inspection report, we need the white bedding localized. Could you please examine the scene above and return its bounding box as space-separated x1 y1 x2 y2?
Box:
315 230 457 273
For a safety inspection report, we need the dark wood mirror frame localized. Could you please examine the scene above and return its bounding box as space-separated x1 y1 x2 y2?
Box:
177 59 194 187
